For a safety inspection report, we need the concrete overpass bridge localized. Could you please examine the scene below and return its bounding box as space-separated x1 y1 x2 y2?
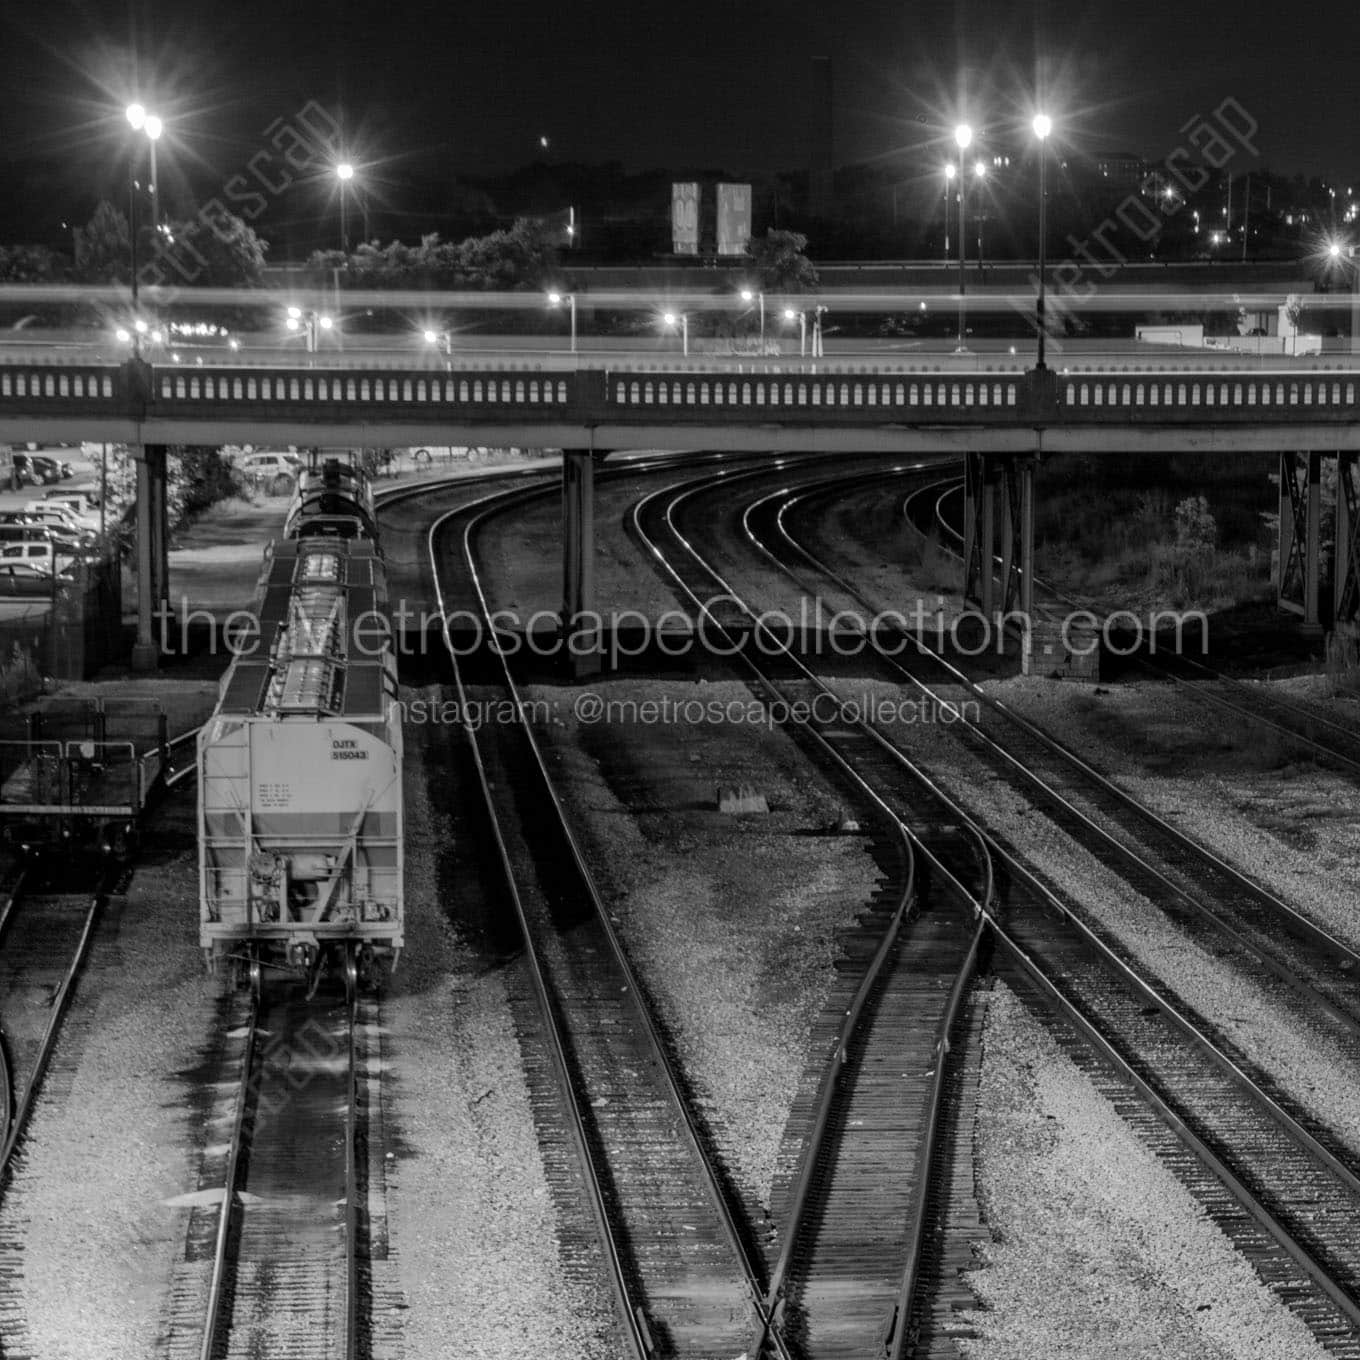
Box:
0 353 1355 668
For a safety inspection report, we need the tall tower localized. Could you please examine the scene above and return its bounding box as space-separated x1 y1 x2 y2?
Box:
809 56 834 218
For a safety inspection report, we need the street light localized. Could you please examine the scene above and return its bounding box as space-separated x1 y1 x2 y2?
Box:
662 310 688 356
547 290 577 352
125 102 165 347
943 163 957 260
973 159 988 270
1033 112 1053 368
286 305 333 353
812 304 827 358
337 162 355 250
740 287 766 350
783 307 807 357
954 122 973 351
423 327 452 370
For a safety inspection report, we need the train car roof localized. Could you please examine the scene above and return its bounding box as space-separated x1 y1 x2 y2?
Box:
217 658 391 719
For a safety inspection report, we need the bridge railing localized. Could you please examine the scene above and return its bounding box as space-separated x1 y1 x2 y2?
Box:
2 358 1360 427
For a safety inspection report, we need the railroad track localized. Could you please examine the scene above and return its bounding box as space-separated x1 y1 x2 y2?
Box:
630 471 998 1357
0 861 122 1186
914 476 1360 778
171 952 370 1360
633 465 1360 1352
773 471 1360 1032
430 466 792 1358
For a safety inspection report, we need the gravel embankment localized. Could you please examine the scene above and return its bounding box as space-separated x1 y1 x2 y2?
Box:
3 792 218 1360
524 676 879 1209
985 675 1360 951
820 674 1360 1146
384 699 615 1360
960 983 1331 1360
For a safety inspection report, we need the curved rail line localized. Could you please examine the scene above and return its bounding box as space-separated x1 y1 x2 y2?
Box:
429 459 797 1359
916 476 1360 778
772 470 1360 1035
635 463 1360 1350
0 866 117 1188
630 468 991 1358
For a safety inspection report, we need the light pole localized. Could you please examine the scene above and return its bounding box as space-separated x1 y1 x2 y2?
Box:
783 308 807 357
1033 112 1053 368
287 306 333 354
955 122 973 351
125 103 164 347
423 328 452 370
662 311 688 356
337 162 355 251
973 159 988 272
547 291 577 352
740 287 766 350
943 163 956 261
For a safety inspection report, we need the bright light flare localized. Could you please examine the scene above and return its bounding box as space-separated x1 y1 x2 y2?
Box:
1033 113 1052 140
317 314 334 330
954 122 973 150
336 162 354 182
944 163 956 181
126 103 146 130
144 115 163 141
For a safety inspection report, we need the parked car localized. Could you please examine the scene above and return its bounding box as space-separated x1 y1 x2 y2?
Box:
0 561 67 596
25 500 97 538
237 451 303 494
1 541 80 575
11 454 58 487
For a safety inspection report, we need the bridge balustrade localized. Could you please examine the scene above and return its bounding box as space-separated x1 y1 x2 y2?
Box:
2 358 1360 429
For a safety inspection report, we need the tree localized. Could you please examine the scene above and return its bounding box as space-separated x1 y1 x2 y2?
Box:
153 212 268 288
746 229 819 292
0 245 63 283
73 201 131 283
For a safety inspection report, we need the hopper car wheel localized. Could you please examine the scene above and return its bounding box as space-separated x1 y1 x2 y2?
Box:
343 945 358 1004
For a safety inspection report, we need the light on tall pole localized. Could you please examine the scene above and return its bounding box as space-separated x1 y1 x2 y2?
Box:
973 159 988 271
740 287 766 349
662 310 688 356
548 291 577 352
943 163 957 261
125 102 164 348
337 162 355 251
955 122 973 351
783 307 806 357
1033 112 1053 368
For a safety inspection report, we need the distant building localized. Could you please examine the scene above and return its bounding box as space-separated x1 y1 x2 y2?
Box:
1090 151 1148 191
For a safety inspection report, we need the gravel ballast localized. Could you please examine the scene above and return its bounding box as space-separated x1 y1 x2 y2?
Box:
383 700 615 1360
960 983 1331 1360
524 676 881 1210
2 792 219 1360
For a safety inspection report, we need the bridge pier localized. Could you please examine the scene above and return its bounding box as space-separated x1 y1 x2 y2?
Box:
1277 451 1324 629
963 452 1034 622
1336 453 1359 625
130 443 170 672
562 449 601 678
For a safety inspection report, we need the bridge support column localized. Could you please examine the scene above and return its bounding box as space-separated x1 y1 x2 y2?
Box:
1336 453 1360 625
961 452 997 618
130 443 169 672
1277 451 1323 629
998 456 1036 621
562 449 600 678
965 453 1034 623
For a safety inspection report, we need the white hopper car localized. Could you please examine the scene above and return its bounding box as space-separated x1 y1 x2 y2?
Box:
198 531 403 991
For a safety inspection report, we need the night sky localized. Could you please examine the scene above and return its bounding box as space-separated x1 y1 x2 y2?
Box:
0 0 1356 241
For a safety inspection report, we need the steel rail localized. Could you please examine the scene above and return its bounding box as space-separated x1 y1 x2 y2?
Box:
0 873 114 1186
778 473 1360 990
630 469 991 1356
198 984 260 1360
645 463 1360 1340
